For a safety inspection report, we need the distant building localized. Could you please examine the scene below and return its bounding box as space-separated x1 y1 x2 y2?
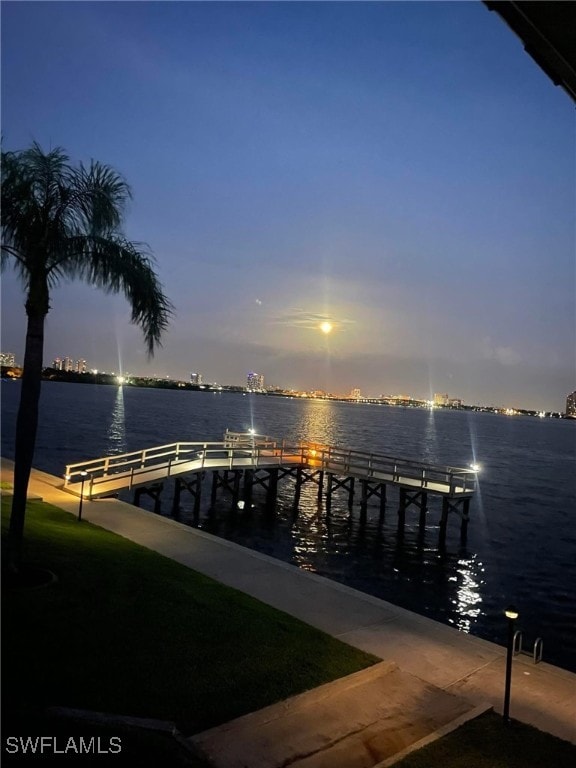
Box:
52 356 87 372
247 371 264 391
350 388 361 400
434 393 450 406
448 398 462 408
190 372 203 386
1 352 16 367
566 391 576 417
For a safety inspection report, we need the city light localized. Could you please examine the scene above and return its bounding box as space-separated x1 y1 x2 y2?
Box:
10 353 569 416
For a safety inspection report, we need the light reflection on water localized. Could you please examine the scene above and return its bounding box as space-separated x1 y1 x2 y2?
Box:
106 386 127 455
448 556 484 633
1 382 575 672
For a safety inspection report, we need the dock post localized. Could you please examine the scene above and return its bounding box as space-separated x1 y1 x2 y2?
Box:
232 470 241 509
326 473 334 513
266 468 278 511
193 473 202 520
210 471 219 507
153 485 162 515
398 487 406 531
419 492 428 529
293 467 303 512
243 469 253 511
379 484 387 521
317 470 324 503
360 480 368 523
172 478 182 517
460 498 470 543
133 483 162 513
348 477 355 509
439 497 449 546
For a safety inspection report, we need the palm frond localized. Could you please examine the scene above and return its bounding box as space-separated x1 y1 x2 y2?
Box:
60 235 174 355
2 141 172 354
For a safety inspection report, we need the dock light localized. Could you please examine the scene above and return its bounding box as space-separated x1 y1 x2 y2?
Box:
503 605 519 725
470 463 481 472
248 428 256 435
78 471 88 522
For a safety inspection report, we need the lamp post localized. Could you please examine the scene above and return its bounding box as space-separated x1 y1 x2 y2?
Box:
503 605 519 725
78 471 88 522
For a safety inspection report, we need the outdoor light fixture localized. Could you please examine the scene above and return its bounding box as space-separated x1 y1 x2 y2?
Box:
503 605 519 725
470 463 481 472
78 471 88 522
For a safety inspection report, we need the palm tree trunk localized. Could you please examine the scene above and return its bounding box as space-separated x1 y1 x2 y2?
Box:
7 286 47 572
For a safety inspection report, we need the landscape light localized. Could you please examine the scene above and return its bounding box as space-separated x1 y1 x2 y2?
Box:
503 605 519 725
77 471 88 522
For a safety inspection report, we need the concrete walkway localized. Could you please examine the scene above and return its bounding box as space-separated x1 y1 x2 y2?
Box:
3 459 575 750
191 662 487 768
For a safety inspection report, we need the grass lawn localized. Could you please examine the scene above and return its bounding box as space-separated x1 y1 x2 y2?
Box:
396 710 576 768
5 499 575 768
2 497 377 740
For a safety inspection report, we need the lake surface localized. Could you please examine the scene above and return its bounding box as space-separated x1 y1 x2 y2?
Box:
2 380 576 671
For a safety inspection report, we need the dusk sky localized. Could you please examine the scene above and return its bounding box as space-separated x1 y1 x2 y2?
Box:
1 1 574 411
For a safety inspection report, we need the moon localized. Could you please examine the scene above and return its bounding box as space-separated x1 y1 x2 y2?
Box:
320 321 333 334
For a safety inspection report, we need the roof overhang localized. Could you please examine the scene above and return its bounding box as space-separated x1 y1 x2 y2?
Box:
483 1 576 103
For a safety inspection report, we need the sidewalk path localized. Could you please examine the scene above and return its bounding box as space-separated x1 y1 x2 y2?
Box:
3 459 575 746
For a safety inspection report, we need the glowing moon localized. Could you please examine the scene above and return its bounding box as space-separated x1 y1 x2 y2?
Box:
320 321 333 334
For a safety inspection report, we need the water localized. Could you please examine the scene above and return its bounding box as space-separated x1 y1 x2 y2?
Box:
2 380 575 671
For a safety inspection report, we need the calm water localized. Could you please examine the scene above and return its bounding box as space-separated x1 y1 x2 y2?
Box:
2 381 576 671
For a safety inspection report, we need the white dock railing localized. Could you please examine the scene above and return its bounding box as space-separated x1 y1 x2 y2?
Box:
63 429 478 500
300 440 478 496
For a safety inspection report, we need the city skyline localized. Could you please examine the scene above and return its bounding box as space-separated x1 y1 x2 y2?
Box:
2 347 573 415
1 2 574 412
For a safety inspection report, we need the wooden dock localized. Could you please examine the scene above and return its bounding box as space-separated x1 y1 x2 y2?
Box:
64 430 479 542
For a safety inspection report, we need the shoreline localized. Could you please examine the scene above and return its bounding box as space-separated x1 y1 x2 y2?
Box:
1 375 570 419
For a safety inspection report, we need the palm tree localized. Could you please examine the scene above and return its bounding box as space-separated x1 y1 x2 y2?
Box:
1 142 173 571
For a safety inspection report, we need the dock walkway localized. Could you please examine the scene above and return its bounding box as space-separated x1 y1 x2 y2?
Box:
62 430 479 541
63 430 478 500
